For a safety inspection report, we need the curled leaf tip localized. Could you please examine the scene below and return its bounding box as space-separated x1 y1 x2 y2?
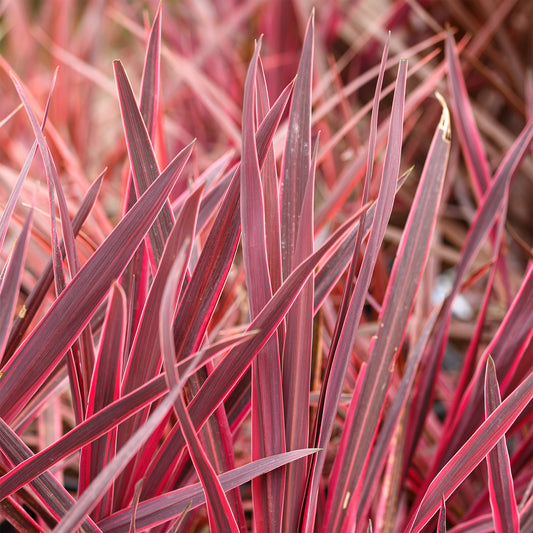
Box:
435 91 451 142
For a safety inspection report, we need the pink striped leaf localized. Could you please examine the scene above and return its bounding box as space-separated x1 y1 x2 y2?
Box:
160 253 239 533
408 367 533 532
303 59 408 533
484 357 520 533
79 284 127 520
0 210 33 361
241 37 285 533
0 418 100 532
114 60 174 266
138 3 161 139
445 32 491 199
97 449 318 533
438 495 446 533
280 12 314 278
255 57 282 296
326 89 450 533
281 134 318 532
0 141 193 422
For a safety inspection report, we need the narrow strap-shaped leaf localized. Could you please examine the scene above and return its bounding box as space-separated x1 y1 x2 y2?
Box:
141 198 364 498
113 186 203 508
119 3 162 359
97 449 319 533
280 13 314 279
3 171 104 365
0 141 193 422
302 60 408 533
0 419 100 533
241 37 285 533
438 496 446 533
114 60 174 266
139 3 161 139
405 119 533 476
160 253 239 533
484 357 520 533
0 210 33 361
10 71 80 279
0 142 36 253
334 33 390 342
256 58 282 296
445 32 491 199
79 284 127 520
407 366 533 532
356 305 442 523
281 134 318 532
0 335 254 504
325 92 450 532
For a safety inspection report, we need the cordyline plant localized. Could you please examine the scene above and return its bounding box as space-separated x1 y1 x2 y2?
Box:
0 1 532 532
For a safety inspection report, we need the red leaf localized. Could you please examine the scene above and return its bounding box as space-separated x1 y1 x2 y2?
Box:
160 252 240 533
0 141 193 422
97 450 318 533
0 419 100 532
241 36 286 533
408 367 533 532
0 210 33 361
484 357 520 533
303 59 408 533
114 60 174 266
79 284 127 520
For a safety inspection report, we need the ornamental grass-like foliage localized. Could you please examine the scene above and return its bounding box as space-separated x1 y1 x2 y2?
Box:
0 1 532 531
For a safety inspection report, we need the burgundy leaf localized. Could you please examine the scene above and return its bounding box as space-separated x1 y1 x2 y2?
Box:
408 367 533 532
98 450 318 533
160 252 240 532
241 37 285 533
79 284 127 520
303 59 408 533
438 495 446 533
0 141 193 422
0 209 33 361
484 357 519 533
280 12 314 279
281 134 318 532
325 92 450 532
0 419 100 532
114 60 174 266
445 32 491 199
